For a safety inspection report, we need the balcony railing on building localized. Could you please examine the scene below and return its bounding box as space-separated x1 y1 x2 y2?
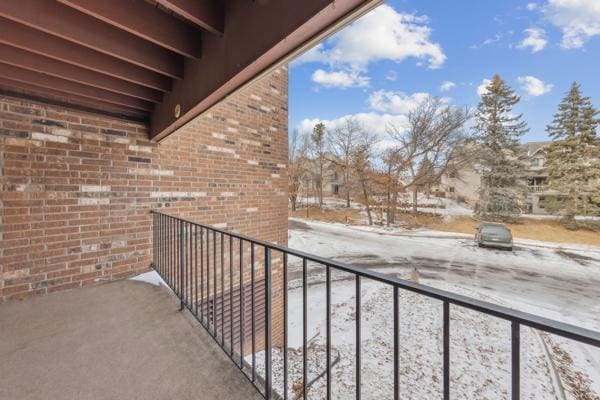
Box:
150 210 600 400
528 185 547 192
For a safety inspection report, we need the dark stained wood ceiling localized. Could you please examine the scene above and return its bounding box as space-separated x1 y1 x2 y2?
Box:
0 0 381 140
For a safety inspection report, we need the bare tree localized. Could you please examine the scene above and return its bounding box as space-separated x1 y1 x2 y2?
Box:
309 122 327 209
288 129 309 212
381 148 403 226
387 97 471 217
351 126 378 225
328 117 362 208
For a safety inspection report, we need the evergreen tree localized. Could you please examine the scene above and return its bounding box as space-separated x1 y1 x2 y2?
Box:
544 82 600 226
473 74 529 220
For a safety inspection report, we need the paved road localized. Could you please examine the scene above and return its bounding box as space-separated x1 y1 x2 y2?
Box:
288 219 600 331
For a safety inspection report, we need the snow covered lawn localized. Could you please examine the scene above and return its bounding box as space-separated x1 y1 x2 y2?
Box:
266 219 600 400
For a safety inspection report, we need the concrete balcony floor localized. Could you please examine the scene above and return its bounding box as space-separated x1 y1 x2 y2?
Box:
0 278 262 400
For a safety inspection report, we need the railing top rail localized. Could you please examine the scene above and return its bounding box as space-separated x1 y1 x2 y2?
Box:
151 210 600 347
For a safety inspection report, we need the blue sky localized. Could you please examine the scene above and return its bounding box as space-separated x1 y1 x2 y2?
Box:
289 0 600 143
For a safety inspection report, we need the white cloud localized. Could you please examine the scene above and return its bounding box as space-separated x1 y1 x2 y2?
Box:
311 69 370 89
517 75 553 96
440 81 456 92
385 70 398 81
470 33 503 49
544 0 600 49
517 28 547 52
298 112 410 149
526 3 539 11
477 79 492 96
367 90 431 114
294 4 446 70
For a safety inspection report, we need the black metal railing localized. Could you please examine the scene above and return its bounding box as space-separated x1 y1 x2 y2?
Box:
150 210 600 400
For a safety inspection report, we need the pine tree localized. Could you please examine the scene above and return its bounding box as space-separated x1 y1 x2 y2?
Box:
544 82 600 226
473 74 529 220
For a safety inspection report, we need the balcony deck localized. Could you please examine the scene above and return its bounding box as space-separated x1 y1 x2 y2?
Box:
0 278 262 400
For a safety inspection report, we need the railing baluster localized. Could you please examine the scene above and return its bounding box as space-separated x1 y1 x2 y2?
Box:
221 232 225 344
356 275 361 400
251 243 256 382
230 235 234 355
189 222 193 308
302 258 307 400
283 253 288 400
239 239 244 369
326 265 332 400
185 223 189 307
195 225 198 316
443 300 450 400
394 286 399 400
158 214 162 274
179 221 184 311
207 230 211 331
265 247 272 400
512 321 520 400
213 230 217 334
200 228 205 323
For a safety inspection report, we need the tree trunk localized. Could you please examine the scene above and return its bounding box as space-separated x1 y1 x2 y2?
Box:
390 188 398 224
412 187 418 216
362 182 373 225
386 186 391 227
291 196 297 212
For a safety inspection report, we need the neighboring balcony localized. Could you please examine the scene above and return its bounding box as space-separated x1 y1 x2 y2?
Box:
528 185 547 192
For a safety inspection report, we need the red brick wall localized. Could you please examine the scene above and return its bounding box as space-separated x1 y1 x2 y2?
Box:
0 66 288 303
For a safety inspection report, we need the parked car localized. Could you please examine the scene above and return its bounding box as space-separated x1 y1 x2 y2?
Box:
475 223 513 251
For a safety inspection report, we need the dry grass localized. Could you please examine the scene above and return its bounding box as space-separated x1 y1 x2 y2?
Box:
290 206 600 247
430 216 600 247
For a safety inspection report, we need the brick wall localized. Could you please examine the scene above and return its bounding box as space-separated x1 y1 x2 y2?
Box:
0 66 288 304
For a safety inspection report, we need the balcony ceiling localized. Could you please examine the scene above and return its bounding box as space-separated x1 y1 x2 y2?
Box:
0 0 381 141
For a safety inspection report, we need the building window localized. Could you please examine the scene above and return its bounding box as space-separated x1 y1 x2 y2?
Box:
539 196 545 209
448 186 455 193
333 184 339 195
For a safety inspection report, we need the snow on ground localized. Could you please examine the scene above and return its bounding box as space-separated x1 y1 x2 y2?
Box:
129 270 167 286
271 219 600 400
294 196 363 210
255 279 561 399
392 193 474 218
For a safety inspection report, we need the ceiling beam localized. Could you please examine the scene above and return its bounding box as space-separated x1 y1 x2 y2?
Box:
0 63 154 111
151 0 383 140
0 18 171 93
0 44 162 103
0 0 183 78
0 78 148 120
57 0 202 59
155 0 223 35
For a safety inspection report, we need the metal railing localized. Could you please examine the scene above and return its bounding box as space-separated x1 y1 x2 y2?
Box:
150 210 600 400
528 185 547 192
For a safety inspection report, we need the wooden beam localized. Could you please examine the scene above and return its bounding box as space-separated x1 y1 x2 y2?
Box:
0 0 183 78
0 62 154 111
57 0 202 59
0 18 171 93
0 44 162 103
151 0 383 140
0 78 148 120
155 0 223 35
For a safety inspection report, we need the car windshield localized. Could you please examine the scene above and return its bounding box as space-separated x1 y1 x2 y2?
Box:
481 226 511 238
